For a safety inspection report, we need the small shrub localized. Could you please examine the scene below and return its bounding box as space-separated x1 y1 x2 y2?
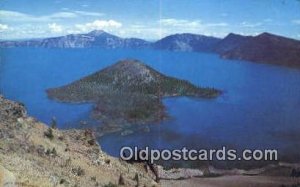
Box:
45 149 51 155
134 173 139 181
134 173 139 187
87 139 96 146
84 129 93 138
65 144 70 152
45 148 57 157
51 148 57 156
118 174 125 185
51 117 57 129
72 166 85 176
59 179 66 184
44 128 54 140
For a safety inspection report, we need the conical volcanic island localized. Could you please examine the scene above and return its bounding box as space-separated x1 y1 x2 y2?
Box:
47 59 221 131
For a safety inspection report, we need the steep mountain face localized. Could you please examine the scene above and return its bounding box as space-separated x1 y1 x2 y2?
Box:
0 30 150 49
47 59 220 127
154 33 221 52
216 32 300 68
213 33 251 54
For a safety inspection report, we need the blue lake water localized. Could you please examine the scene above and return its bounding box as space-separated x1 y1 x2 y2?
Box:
1 48 300 167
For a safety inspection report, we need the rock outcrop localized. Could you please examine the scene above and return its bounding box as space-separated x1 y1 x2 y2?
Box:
0 95 158 186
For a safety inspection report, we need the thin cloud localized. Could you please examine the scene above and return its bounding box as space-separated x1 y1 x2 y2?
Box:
0 10 104 23
0 24 9 32
206 22 228 27
292 19 300 25
48 23 63 33
61 8 70 11
240 21 262 28
160 18 228 28
74 11 104 17
75 19 122 32
50 12 77 19
121 19 229 40
160 19 201 27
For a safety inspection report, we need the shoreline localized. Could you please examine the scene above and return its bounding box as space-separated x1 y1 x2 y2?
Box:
158 162 300 187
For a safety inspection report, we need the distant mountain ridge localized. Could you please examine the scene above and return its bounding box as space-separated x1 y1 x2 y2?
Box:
1 30 300 68
153 33 221 52
213 33 251 54
215 32 300 68
0 30 150 49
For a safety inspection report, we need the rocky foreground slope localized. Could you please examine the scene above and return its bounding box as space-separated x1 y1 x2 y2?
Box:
1 96 300 187
0 95 158 187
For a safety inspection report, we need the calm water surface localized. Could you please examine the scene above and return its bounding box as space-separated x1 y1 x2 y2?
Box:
1 48 300 166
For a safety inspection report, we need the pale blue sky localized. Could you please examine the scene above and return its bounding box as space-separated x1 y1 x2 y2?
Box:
0 0 300 40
